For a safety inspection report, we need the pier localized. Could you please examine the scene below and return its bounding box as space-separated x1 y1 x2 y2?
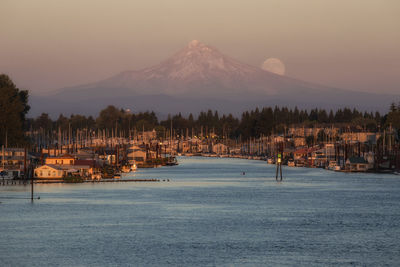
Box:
0 178 166 185
36 178 163 184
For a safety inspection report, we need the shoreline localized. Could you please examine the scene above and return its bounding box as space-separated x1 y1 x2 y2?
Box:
180 154 400 175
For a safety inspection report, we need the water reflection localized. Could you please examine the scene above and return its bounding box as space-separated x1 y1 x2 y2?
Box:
1 157 399 266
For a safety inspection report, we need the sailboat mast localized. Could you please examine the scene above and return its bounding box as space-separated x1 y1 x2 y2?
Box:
170 119 173 156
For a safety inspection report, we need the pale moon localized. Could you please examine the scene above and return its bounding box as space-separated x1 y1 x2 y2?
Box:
261 58 285 75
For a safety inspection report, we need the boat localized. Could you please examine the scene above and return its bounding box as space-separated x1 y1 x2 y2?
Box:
288 160 295 167
113 173 121 179
165 157 178 166
327 161 341 171
121 165 130 173
121 162 137 173
333 165 342 171
91 173 102 180
0 169 22 180
295 161 305 167
130 163 137 172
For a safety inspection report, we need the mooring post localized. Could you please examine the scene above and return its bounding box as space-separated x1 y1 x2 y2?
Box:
24 147 27 180
31 168 34 202
276 145 283 181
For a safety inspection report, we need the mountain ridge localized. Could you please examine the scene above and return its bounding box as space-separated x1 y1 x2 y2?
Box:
55 40 331 98
30 40 398 117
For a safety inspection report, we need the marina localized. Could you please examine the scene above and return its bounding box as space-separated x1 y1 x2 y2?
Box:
1 2 399 266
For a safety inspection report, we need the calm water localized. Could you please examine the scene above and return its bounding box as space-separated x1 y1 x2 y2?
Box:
1 157 400 266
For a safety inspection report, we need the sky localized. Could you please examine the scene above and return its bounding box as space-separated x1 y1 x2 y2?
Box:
1 0 399 95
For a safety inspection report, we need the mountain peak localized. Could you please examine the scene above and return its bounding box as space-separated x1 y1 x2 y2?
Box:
185 40 212 53
100 40 266 92
188 40 202 48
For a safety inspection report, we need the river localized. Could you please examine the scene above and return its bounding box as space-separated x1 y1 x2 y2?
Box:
1 157 399 266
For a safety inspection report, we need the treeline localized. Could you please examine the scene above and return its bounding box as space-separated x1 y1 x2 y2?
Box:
237 107 383 139
162 106 391 139
1 73 399 147
26 105 159 136
27 104 399 141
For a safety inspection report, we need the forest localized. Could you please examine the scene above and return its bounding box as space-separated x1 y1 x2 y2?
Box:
1 74 399 146
26 104 399 142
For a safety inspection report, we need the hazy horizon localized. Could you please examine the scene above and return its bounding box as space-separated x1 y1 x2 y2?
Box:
1 0 399 95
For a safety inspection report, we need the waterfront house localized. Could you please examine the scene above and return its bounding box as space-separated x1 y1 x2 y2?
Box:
177 140 191 153
0 169 23 179
34 164 65 179
199 143 211 153
127 145 147 164
45 154 75 165
294 147 319 166
310 144 336 167
345 157 373 172
293 148 309 161
75 159 101 173
41 148 63 157
0 148 27 171
34 163 93 179
212 143 228 155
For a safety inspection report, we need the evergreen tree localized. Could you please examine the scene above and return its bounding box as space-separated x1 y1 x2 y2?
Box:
0 74 30 146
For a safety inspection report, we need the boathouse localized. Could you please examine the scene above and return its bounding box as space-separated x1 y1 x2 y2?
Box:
345 157 372 172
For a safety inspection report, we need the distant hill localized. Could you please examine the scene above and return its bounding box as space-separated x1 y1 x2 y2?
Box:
30 40 397 117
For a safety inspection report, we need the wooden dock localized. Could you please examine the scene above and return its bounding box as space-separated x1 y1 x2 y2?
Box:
87 179 161 183
35 179 163 184
1 178 166 185
0 179 31 186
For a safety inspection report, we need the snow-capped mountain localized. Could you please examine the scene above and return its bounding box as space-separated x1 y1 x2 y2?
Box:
99 39 272 96
54 40 330 100
30 40 397 116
